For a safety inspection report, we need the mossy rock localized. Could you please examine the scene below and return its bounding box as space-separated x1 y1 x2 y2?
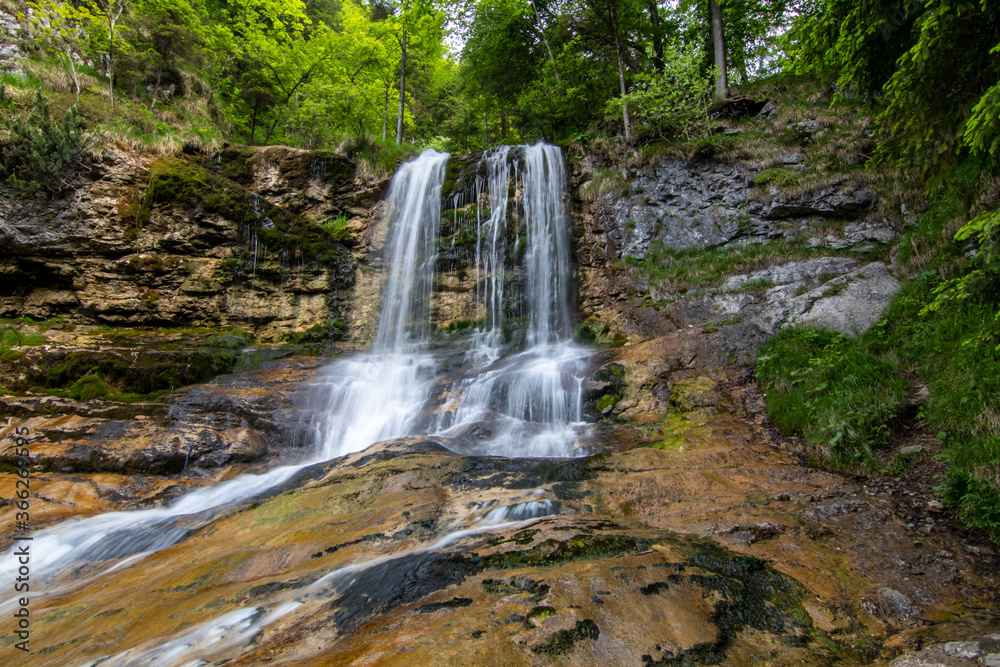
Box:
67 374 110 400
573 318 627 347
670 377 722 412
139 156 356 269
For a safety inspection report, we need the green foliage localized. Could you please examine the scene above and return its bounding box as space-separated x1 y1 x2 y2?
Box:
760 267 1000 539
871 274 1000 539
787 0 1000 185
621 239 854 292
322 214 351 241
611 39 712 142
0 322 47 350
757 326 907 470
1 91 89 192
921 208 1000 349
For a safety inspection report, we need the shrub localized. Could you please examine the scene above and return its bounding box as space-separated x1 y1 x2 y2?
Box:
1 89 90 193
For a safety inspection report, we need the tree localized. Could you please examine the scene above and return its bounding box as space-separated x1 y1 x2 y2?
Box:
1 91 89 192
98 0 135 108
613 37 712 141
787 0 1000 183
570 0 646 142
25 0 102 98
709 0 726 97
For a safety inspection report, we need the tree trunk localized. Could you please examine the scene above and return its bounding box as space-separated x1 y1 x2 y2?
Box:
529 0 563 89
149 63 163 111
395 28 406 146
613 13 630 143
710 0 728 98
483 109 489 150
646 0 664 72
108 12 114 108
65 48 80 99
249 102 258 146
381 76 389 142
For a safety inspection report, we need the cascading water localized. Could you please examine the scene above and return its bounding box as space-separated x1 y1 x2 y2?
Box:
470 145 513 361
431 144 591 458
313 149 448 459
316 142 590 460
1 143 592 633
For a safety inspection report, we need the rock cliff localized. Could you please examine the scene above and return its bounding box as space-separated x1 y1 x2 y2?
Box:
0 145 388 342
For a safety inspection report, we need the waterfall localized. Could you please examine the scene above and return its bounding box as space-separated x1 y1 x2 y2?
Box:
373 150 449 351
471 145 513 360
430 143 590 458
523 143 572 346
1 143 590 601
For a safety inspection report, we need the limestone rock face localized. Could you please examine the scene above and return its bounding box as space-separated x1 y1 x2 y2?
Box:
573 154 900 348
585 156 881 262
0 147 388 342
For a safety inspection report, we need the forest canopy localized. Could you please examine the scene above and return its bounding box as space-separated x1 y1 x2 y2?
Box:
0 0 993 168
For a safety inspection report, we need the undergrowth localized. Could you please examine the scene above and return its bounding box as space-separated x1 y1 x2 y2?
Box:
757 327 907 470
758 275 1000 540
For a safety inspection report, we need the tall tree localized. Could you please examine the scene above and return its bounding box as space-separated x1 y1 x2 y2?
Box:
396 25 406 144
709 0 726 97
26 0 102 99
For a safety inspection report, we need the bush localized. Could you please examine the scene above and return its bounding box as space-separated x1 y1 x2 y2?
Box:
608 40 712 143
1 89 90 193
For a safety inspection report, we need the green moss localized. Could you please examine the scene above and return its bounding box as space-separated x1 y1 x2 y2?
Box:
703 315 742 334
445 319 478 333
595 394 618 412
67 375 110 400
138 156 354 269
573 319 627 347
481 534 646 570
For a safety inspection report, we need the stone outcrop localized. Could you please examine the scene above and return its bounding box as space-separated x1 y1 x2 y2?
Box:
583 155 884 261
0 146 388 342
0 354 320 477
572 153 902 347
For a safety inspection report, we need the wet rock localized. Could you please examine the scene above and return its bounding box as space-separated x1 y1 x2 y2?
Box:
803 497 867 521
531 619 600 655
878 587 920 623
891 634 1000 666
718 521 784 545
0 356 321 476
